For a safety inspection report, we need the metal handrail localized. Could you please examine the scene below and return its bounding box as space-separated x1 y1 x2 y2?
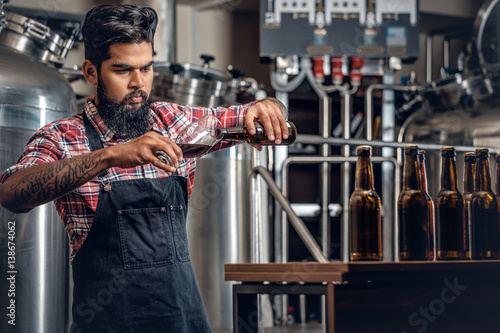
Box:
250 166 329 263
295 134 500 155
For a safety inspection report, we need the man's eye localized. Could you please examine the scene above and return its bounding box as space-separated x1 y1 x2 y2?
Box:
142 66 152 72
115 69 129 74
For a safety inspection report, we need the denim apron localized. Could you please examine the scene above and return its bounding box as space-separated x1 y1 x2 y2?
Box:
70 113 212 332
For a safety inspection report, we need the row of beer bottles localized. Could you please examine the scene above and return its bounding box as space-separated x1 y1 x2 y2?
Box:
349 145 500 261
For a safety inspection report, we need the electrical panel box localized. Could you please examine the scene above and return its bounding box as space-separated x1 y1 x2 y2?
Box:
261 0 419 59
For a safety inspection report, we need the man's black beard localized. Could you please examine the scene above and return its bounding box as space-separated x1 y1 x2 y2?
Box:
96 79 152 139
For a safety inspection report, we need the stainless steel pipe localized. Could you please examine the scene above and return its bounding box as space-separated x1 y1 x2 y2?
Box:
296 134 500 154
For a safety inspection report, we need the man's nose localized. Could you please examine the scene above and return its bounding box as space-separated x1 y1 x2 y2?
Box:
129 69 145 88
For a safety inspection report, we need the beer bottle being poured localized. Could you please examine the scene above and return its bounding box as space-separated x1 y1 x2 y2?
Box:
463 152 475 259
349 145 382 261
470 148 499 259
435 147 466 260
398 145 434 261
215 121 297 145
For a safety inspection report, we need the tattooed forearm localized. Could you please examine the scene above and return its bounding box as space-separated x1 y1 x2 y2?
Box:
10 151 104 206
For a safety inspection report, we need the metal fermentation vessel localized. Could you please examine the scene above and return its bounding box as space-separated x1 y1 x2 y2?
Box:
0 8 77 333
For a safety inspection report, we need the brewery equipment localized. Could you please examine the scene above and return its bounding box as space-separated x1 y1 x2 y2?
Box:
0 6 80 333
153 55 258 107
400 0 500 196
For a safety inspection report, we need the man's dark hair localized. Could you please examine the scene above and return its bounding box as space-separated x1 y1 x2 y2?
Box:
82 4 158 72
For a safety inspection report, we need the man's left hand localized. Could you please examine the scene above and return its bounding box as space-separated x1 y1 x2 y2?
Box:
244 97 289 147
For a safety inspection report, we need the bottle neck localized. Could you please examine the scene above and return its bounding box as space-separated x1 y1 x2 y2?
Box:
496 162 500 195
354 155 374 190
403 153 420 190
440 156 458 191
475 156 492 192
418 155 430 193
464 161 475 194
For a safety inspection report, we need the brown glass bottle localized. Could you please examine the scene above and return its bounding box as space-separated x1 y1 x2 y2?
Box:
435 147 466 260
463 152 475 259
470 148 499 259
496 153 500 224
349 146 382 261
418 150 436 260
215 121 297 145
398 145 434 261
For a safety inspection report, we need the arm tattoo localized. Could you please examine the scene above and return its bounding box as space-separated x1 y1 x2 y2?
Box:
10 151 104 206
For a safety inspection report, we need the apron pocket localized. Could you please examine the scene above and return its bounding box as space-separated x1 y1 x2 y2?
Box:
169 204 190 262
117 207 173 269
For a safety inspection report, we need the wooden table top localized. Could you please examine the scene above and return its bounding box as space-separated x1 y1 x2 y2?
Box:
224 260 500 283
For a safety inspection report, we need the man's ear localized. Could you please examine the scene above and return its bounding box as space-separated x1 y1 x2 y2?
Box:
82 60 98 86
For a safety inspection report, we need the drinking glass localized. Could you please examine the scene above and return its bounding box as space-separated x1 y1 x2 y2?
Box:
156 114 222 164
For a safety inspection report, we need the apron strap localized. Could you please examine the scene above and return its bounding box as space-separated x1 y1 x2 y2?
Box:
83 111 109 178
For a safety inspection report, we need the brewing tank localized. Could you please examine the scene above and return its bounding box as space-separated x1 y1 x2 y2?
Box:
0 16 77 333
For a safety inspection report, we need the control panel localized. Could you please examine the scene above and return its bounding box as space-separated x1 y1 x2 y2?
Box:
261 0 419 59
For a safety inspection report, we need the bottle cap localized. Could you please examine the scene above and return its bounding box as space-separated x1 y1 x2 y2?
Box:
441 146 456 157
475 148 489 158
404 145 418 155
356 145 372 156
417 150 426 160
464 152 476 162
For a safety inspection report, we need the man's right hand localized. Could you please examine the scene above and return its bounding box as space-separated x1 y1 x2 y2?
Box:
107 131 183 172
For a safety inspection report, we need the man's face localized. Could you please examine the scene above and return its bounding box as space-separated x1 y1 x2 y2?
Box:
95 42 155 138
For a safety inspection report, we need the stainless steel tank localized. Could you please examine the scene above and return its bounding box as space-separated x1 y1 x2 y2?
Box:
0 9 77 333
186 147 252 332
154 57 254 332
400 0 500 196
152 55 258 108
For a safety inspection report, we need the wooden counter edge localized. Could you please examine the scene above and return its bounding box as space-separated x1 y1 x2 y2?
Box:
224 260 500 282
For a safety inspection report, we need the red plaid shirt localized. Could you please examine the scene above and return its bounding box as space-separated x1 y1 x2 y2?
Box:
0 97 250 260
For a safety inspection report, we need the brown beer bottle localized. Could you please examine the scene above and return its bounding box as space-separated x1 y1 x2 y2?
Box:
418 150 436 260
470 148 499 259
463 152 475 259
398 145 434 261
215 121 297 145
435 147 466 260
496 154 500 223
349 146 382 261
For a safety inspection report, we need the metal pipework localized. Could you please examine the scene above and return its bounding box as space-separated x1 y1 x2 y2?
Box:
250 166 329 264
365 83 422 141
295 134 500 154
442 30 473 70
281 155 401 264
340 92 352 263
